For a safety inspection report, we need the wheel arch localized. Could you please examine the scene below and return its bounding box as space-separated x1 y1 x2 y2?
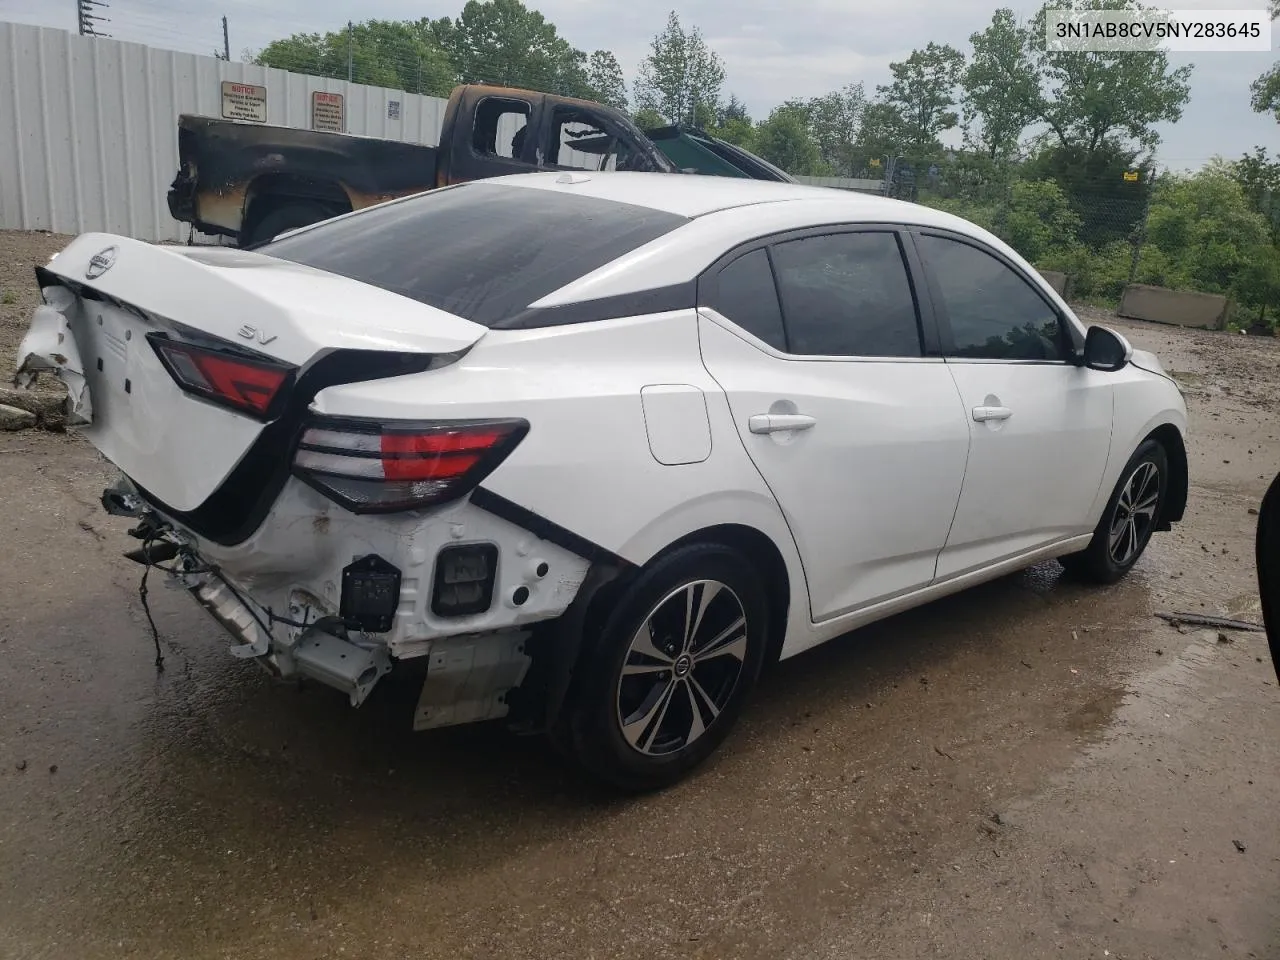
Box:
241 173 353 242
1146 421 1188 529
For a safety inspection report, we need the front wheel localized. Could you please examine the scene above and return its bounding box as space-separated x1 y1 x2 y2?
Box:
565 543 769 792
1063 439 1169 584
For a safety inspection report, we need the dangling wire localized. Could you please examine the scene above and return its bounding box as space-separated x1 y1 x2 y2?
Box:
138 535 165 673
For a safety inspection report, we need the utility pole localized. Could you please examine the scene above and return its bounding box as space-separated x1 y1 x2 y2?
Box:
346 21 353 82
77 0 109 37
222 16 230 61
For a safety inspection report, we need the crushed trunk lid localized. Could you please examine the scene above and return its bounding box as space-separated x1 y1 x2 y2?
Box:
15 234 487 514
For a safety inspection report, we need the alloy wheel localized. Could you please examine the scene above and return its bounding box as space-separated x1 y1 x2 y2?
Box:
1109 460 1161 566
615 580 749 757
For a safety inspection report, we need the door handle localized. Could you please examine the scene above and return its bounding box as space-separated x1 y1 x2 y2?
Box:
749 413 817 435
972 405 1012 423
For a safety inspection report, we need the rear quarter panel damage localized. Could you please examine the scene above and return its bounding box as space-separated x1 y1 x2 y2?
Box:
310 310 814 655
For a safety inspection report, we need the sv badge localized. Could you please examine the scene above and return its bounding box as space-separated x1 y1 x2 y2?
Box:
237 324 278 346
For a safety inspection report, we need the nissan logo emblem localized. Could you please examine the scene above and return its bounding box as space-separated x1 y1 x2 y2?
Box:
85 246 117 280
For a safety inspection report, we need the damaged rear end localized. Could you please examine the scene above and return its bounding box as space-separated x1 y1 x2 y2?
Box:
15 230 589 720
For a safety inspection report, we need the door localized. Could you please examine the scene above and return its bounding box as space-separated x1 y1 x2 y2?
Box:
539 104 648 172
913 231 1114 580
451 95 537 182
697 230 971 622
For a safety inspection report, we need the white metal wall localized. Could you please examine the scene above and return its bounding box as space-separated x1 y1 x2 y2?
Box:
0 21 454 242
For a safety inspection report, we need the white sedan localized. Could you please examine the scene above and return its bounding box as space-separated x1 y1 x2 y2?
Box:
17 172 1188 791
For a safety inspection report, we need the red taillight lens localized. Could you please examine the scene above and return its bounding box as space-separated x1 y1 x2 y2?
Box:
293 418 528 513
148 334 294 419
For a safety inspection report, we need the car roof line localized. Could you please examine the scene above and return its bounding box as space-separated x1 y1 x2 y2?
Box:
686 197 798 219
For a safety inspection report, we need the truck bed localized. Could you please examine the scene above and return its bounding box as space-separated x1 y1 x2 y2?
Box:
168 115 440 238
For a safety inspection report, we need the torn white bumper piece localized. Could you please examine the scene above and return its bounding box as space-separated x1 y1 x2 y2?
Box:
13 291 93 425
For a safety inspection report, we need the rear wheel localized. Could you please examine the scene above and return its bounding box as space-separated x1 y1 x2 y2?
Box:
1063 439 1168 584
566 543 768 792
242 200 336 247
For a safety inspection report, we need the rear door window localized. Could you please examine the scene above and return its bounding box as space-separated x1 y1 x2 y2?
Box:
261 184 688 327
770 231 922 358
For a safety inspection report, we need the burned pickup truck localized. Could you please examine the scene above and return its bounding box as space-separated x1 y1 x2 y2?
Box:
168 83 792 247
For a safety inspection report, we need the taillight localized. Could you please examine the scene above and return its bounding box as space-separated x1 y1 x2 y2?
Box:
293 417 529 514
148 334 295 420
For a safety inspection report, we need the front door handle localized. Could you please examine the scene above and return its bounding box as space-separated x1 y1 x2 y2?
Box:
749 413 817 435
972 405 1013 423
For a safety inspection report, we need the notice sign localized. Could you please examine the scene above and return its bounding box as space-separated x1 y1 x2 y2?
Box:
220 81 267 123
312 91 345 133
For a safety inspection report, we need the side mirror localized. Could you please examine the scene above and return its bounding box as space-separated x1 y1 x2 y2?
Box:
1082 325 1132 372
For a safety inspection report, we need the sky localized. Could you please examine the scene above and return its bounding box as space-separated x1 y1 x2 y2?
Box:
3 0 1277 170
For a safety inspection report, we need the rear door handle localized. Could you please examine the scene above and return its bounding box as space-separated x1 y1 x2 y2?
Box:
749 413 817 435
972 405 1012 423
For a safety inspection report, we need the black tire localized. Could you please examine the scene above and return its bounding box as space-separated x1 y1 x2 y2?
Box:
1062 438 1169 584
565 543 769 792
242 200 335 248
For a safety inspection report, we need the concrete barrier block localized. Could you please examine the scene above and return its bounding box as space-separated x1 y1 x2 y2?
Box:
1037 269 1072 299
1117 284 1230 330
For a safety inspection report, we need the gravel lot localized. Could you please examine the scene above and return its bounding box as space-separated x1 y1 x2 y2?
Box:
1 229 1278 959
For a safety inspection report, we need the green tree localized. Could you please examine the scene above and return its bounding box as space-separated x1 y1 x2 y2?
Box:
1250 1 1280 122
805 83 866 176
1230 147 1280 242
631 107 667 130
1143 165 1271 298
876 42 966 151
855 101 909 165
962 9 1040 159
1000 179 1082 262
754 104 826 176
253 19 456 95
586 50 627 109
710 95 755 148
1029 0 1192 156
634 12 726 125
438 0 591 95
1022 139 1152 246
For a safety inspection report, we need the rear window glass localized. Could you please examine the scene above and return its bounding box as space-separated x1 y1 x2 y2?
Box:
260 184 688 327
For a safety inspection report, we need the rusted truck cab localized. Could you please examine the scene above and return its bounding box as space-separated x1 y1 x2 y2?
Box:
167 84 676 247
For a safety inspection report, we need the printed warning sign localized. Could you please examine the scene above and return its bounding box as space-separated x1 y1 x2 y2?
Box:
311 91 345 133
220 81 267 123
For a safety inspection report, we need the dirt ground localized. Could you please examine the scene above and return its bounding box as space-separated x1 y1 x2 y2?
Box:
0 230 1278 960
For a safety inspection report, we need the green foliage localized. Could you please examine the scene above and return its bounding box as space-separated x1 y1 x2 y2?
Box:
1252 2 1280 123
1252 66 1280 124
1143 168 1271 298
875 42 966 150
586 50 627 109
441 0 592 95
1029 0 1193 154
855 101 909 165
634 12 726 125
804 84 867 177
1022 139 1152 246
755 105 828 177
962 9 1041 159
1002 180 1082 263
1229 147 1280 244
253 19 456 94
631 107 666 131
